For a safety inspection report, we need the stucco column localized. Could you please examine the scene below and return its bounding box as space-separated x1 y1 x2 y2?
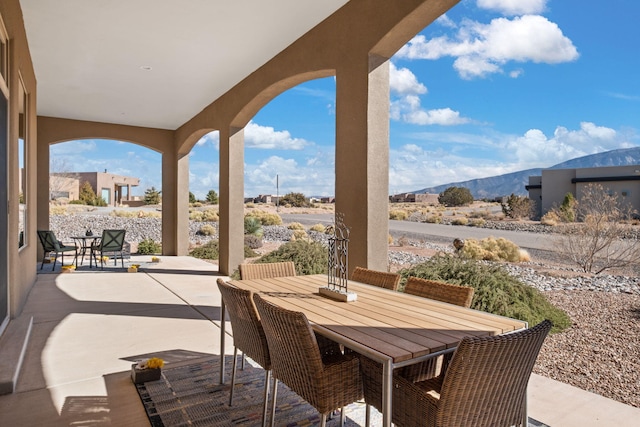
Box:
335 55 390 274
162 150 189 255
36 137 49 248
218 127 245 275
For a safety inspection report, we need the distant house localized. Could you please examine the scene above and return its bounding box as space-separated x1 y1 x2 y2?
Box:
390 192 439 204
527 165 640 218
50 171 140 207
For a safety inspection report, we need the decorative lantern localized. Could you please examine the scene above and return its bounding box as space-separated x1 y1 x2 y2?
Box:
319 213 357 302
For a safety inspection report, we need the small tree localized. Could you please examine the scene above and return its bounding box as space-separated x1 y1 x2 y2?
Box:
501 194 533 219
438 186 473 207
144 187 161 205
557 183 640 274
79 181 97 205
189 192 197 204
280 192 309 207
206 189 218 204
559 192 576 222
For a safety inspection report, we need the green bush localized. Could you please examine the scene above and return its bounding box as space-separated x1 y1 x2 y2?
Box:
256 240 327 275
244 216 264 237
189 240 257 260
398 254 571 333
137 238 162 255
438 186 473 207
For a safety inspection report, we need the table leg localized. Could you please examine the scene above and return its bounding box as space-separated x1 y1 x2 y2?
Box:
219 300 226 385
382 359 392 427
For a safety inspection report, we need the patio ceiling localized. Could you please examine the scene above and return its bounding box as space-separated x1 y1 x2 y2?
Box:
19 0 349 130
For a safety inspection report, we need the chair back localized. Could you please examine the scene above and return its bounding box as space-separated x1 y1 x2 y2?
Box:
239 261 296 280
216 279 270 369
436 320 552 426
253 293 327 410
37 230 60 252
351 267 400 291
404 277 474 308
99 229 126 251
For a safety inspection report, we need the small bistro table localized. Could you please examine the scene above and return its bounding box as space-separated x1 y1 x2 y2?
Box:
71 235 100 267
224 274 526 427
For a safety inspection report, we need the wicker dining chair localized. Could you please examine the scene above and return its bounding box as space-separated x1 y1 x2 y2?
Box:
351 266 400 291
362 320 552 427
404 277 475 308
400 277 476 383
239 260 341 358
253 293 363 427
239 261 296 280
216 279 273 427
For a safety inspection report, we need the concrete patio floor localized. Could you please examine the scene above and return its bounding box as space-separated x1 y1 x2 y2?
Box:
0 255 638 426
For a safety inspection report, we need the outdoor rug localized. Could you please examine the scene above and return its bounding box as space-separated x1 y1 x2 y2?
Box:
135 355 550 427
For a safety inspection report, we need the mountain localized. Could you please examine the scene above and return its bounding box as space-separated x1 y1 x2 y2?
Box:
414 147 640 199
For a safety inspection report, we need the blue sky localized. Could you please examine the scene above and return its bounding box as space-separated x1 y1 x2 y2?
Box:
51 0 640 200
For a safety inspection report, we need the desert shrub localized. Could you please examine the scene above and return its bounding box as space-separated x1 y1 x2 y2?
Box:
424 215 442 224
244 216 264 238
460 237 524 262
389 209 408 220
189 240 257 260
287 222 305 231
245 210 282 226
468 218 486 227
255 240 327 275
110 209 160 218
189 208 219 222
197 224 216 236
50 206 68 215
244 234 263 249
388 234 394 244
501 194 533 219
69 200 84 205
451 217 469 226
398 254 571 333
310 223 327 233
191 201 203 208
291 229 308 240
280 192 309 207
438 186 473 207
540 210 560 226
137 238 162 255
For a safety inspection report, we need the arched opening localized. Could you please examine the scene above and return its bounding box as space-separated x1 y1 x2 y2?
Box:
46 139 162 257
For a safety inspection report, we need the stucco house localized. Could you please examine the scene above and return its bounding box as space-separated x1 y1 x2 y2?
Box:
527 165 640 218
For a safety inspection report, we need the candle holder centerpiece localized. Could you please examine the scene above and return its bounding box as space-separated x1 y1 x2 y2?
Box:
319 213 357 302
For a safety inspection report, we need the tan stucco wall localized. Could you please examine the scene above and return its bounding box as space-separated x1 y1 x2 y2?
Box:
1 0 38 318
541 169 576 215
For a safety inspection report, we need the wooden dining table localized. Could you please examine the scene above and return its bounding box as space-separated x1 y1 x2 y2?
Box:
224 274 527 427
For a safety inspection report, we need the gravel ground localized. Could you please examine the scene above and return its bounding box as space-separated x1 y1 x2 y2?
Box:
49 212 640 408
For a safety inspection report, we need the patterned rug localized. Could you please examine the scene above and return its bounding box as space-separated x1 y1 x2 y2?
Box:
135 356 549 427
135 356 369 426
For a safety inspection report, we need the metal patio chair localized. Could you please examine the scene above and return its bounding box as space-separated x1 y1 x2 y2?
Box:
37 230 78 270
91 229 126 269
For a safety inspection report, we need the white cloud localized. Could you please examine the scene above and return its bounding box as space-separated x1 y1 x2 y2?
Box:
389 62 427 96
504 122 630 168
396 15 578 79
391 95 470 126
477 0 547 15
245 121 309 150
